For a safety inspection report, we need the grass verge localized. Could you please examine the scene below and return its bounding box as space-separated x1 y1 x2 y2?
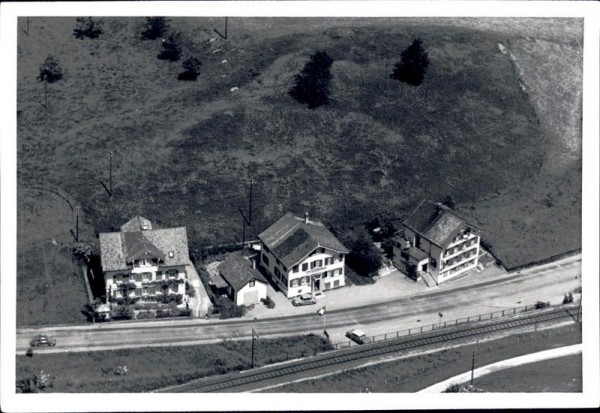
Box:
16 334 332 393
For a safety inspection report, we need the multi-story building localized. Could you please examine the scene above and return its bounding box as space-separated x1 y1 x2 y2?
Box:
258 212 349 298
392 201 481 286
99 216 190 303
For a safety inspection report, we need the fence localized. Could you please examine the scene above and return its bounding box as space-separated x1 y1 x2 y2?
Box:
330 302 577 351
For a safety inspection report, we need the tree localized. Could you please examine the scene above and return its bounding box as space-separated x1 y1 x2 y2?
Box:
158 32 182 61
73 17 103 39
37 55 63 84
72 242 92 262
178 57 202 81
342 230 382 277
289 51 334 109
141 17 170 40
391 38 430 86
442 195 456 209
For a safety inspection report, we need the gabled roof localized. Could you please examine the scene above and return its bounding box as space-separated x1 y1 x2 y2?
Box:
99 218 190 272
258 212 349 268
123 232 166 264
403 200 480 248
120 216 153 232
218 251 267 292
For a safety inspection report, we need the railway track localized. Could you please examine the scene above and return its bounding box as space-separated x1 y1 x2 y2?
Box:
157 305 580 393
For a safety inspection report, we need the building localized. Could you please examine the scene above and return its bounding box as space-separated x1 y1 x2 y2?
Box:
216 252 268 306
392 201 481 286
258 212 349 298
99 216 190 303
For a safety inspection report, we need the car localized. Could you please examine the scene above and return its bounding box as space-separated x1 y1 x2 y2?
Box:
292 293 317 306
346 329 371 345
30 334 56 347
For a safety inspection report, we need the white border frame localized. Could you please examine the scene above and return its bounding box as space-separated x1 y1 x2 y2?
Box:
1 2 598 411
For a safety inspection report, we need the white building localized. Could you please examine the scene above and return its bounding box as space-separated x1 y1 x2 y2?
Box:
392 201 481 286
258 212 349 298
99 216 190 303
217 252 268 306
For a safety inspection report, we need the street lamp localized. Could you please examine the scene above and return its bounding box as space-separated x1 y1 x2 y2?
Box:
438 312 443 328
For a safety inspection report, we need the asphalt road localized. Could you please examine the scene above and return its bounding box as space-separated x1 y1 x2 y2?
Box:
16 255 581 354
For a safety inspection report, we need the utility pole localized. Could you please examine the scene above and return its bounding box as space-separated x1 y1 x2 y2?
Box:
75 206 80 242
109 151 113 197
238 177 253 250
248 177 253 227
251 328 259 369
470 340 479 386
577 296 582 323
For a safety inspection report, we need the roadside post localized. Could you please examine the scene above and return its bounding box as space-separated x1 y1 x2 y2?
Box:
251 328 259 369
438 312 443 329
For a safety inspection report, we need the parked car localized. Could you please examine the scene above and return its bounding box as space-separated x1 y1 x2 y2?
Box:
292 293 317 306
346 329 371 345
30 334 56 347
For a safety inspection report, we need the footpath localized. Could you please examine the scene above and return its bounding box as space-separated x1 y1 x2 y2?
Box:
418 343 582 393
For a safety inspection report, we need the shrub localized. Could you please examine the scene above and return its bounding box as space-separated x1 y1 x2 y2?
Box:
562 293 574 304
16 370 53 393
111 305 132 320
263 296 276 309
72 242 92 262
26 348 34 358
73 17 103 39
141 17 169 40
444 384 461 393
214 296 246 319
289 50 333 109
158 32 182 61
136 311 155 320
535 301 551 309
178 57 202 81
37 55 63 84
390 38 430 86
185 281 196 298
343 230 382 277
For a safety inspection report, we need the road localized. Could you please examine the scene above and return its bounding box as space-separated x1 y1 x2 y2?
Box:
16 254 581 354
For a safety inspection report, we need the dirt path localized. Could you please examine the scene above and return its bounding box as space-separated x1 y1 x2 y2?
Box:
418 343 582 392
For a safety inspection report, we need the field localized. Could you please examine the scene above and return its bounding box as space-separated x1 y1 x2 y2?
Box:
17 188 92 326
16 17 582 324
470 354 582 392
264 323 582 393
15 334 332 392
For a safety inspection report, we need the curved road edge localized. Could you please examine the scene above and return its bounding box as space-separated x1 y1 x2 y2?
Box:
417 343 582 393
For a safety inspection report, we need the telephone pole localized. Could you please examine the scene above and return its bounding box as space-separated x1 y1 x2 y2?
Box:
470 341 479 386
75 206 80 242
109 151 113 197
248 177 253 227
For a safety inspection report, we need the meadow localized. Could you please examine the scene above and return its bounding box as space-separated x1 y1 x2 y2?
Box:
16 17 582 324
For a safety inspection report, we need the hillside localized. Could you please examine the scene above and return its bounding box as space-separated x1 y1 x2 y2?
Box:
17 17 581 270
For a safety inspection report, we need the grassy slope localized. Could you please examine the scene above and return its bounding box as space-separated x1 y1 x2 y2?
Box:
264 323 582 393
16 334 331 392
472 354 581 392
18 18 551 259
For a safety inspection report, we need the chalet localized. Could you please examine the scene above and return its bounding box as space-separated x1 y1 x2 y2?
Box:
258 212 349 298
216 252 268 306
392 201 481 286
99 216 190 303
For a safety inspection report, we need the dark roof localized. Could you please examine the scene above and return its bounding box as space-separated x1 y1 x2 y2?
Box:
218 252 267 292
99 218 190 272
120 216 153 232
258 212 349 268
123 232 166 264
394 236 429 262
404 201 479 248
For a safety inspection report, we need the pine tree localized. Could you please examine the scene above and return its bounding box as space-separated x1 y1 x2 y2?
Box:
73 17 103 39
141 17 170 40
391 38 430 86
289 51 334 109
157 32 182 61
37 55 63 83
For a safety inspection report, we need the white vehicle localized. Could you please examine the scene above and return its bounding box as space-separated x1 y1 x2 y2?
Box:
346 329 371 345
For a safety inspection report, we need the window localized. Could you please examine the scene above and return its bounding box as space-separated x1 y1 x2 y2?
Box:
142 287 148 295
262 253 269 266
333 280 340 287
142 272 151 281
291 279 298 287
249 280 255 288
324 258 330 265
338 254 344 261
148 286 156 295
275 267 281 279
302 263 308 271
156 271 163 279
293 265 299 273
319 248 325 253
134 273 142 282
134 288 142 296
316 260 323 268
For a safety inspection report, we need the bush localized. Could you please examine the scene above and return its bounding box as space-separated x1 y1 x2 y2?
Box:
342 230 382 277
289 50 333 109
178 57 202 81
185 281 196 298
263 296 276 309
158 32 182 61
72 242 92 262
37 55 63 84
111 305 133 320
73 17 103 39
214 296 246 319
26 348 34 358
136 310 156 320
141 17 169 40
390 38 430 86
16 370 53 393
562 293 574 304
535 301 551 309
444 384 461 393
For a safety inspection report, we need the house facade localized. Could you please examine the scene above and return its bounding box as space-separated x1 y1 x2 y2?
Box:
99 216 190 303
392 201 481 286
258 212 349 298
217 252 268 306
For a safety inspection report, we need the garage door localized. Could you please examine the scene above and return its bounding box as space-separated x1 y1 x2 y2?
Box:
243 290 259 305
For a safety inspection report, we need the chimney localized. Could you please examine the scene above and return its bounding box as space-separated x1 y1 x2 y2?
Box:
304 212 309 224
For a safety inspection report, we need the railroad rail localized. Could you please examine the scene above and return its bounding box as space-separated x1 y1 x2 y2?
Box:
156 305 580 393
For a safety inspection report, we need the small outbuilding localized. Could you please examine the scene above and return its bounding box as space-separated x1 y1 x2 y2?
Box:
217 251 268 306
